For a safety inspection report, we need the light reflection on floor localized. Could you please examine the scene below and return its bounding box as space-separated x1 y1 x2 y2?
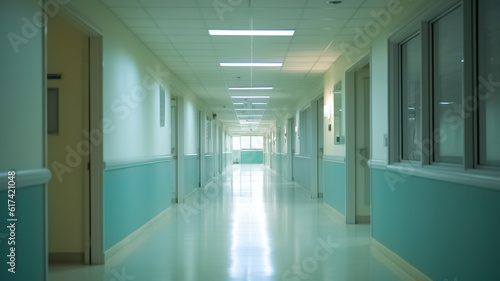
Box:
49 164 406 281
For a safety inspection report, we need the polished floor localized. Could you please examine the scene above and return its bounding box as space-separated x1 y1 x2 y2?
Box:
49 164 407 281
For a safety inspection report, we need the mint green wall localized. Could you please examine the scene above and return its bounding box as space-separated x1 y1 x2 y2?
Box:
0 185 45 281
0 1 47 280
241 150 263 164
323 160 346 215
184 156 200 196
371 168 500 280
103 161 172 251
0 0 43 171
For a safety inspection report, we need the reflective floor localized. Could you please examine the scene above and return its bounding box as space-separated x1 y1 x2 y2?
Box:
49 164 407 281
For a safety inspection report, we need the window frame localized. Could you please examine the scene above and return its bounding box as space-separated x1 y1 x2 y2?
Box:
388 0 500 187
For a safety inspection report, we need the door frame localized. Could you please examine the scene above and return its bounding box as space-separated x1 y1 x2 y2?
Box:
45 7 105 264
316 97 325 198
345 55 370 224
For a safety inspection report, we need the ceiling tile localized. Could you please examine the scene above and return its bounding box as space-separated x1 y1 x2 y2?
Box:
139 0 199 7
110 7 150 19
102 0 141 7
146 8 203 19
301 8 356 20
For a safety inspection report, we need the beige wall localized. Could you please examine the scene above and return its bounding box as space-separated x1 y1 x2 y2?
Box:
47 14 88 254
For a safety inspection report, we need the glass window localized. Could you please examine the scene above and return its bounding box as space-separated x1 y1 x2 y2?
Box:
241 136 251 149
432 6 464 164
478 0 500 167
401 34 422 161
251 136 263 149
232 136 240 150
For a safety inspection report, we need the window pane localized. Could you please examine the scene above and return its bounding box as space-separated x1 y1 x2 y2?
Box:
251 136 263 149
432 6 464 164
401 34 422 161
232 136 241 150
241 136 251 149
478 0 500 166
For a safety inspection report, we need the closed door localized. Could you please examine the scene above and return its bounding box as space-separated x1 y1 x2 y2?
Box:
354 65 371 223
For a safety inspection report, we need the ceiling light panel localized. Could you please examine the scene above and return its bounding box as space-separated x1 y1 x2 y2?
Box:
220 63 283 67
231 96 270 99
229 87 273 90
209 30 295 36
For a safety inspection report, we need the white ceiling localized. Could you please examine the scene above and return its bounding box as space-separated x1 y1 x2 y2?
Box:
101 0 391 134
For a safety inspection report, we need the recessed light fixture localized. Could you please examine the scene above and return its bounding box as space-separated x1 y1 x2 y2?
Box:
240 122 260 124
231 96 270 99
252 103 267 105
233 102 244 105
235 109 265 111
237 115 262 117
209 30 295 36
229 87 273 90
221 63 282 67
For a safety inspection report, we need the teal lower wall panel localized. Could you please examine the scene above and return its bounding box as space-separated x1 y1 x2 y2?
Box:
293 157 310 190
271 154 281 173
224 153 231 170
241 150 263 164
371 169 500 280
0 185 45 281
184 156 200 196
281 154 289 180
323 160 346 216
104 161 172 251
205 155 214 181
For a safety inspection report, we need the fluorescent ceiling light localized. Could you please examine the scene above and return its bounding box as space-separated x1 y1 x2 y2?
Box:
229 87 273 90
231 96 270 99
240 122 260 124
252 103 267 105
235 109 265 111
233 102 244 105
220 63 282 67
209 30 295 36
237 115 262 117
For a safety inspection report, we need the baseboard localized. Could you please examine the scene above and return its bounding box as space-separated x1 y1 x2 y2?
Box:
356 215 371 224
104 207 172 261
371 238 431 281
323 203 346 222
49 252 84 264
294 182 312 198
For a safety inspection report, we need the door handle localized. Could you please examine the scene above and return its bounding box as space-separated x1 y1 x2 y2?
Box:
358 148 368 158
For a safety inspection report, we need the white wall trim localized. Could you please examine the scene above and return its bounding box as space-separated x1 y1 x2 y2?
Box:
387 163 500 191
0 168 51 191
368 159 388 170
104 207 173 261
371 238 431 281
104 155 173 171
323 155 346 163
184 154 199 159
294 155 311 160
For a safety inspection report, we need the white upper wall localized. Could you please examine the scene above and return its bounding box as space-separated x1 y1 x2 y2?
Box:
322 0 433 161
65 0 207 161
